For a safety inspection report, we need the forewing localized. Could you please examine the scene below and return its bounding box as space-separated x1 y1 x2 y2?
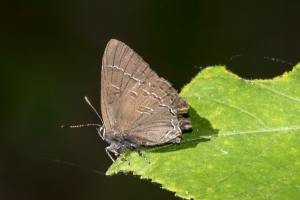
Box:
101 39 149 131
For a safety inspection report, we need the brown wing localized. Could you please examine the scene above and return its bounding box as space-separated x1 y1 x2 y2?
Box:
101 39 191 146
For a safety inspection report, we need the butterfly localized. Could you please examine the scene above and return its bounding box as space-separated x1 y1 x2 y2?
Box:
63 39 192 163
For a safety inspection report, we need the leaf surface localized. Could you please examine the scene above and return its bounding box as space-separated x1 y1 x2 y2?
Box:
107 64 300 199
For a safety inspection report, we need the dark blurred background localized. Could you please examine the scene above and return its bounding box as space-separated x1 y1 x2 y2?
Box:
1 1 299 200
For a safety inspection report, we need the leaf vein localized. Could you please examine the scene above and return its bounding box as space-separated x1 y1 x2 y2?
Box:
252 82 300 102
147 126 300 152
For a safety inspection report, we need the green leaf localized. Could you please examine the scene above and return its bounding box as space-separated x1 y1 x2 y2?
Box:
106 64 300 199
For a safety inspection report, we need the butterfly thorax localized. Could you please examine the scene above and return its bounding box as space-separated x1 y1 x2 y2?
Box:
104 130 139 154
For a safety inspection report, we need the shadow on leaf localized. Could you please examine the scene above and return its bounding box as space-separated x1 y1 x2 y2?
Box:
147 106 219 153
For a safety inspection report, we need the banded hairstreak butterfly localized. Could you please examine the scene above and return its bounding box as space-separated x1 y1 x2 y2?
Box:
63 39 192 163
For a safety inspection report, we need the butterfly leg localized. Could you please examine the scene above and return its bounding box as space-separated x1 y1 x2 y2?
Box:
105 147 116 162
121 154 130 165
131 145 150 164
105 146 130 165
